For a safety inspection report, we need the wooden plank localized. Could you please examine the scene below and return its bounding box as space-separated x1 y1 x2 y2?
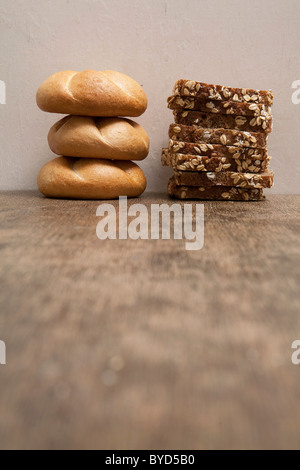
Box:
0 191 299 450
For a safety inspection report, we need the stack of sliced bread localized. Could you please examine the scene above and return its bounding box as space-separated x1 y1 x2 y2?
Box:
162 79 274 201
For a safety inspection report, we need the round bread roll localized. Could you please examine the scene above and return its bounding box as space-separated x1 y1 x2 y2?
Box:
37 157 147 199
48 116 149 160
36 70 147 116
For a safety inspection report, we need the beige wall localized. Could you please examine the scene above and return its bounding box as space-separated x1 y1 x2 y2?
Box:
0 0 299 193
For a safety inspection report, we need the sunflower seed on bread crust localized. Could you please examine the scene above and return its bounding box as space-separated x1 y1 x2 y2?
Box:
168 177 265 201
173 109 273 134
173 169 274 188
168 140 267 159
168 124 268 148
172 80 273 106
161 149 271 173
167 96 271 117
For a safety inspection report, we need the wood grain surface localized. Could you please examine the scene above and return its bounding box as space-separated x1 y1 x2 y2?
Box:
0 191 299 450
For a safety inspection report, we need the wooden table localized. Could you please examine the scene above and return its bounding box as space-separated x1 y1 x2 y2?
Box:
0 191 299 450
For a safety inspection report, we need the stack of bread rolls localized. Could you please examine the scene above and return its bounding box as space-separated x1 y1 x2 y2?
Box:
36 70 149 199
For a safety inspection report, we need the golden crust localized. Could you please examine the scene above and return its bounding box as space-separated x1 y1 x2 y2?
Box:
37 157 147 199
48 116 149 160
36 70 147 116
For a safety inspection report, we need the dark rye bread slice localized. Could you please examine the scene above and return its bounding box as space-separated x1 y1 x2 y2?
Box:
168 139 268 159
173 80 273 106
168 177 265 201
169 124 268 148
173 109 273 133
161 149 271 173
173 170 274 189
168 96 271 116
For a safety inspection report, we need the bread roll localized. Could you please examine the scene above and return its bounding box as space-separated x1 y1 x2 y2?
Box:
48 116 149 160
37 157 147 199
36 70 147 116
